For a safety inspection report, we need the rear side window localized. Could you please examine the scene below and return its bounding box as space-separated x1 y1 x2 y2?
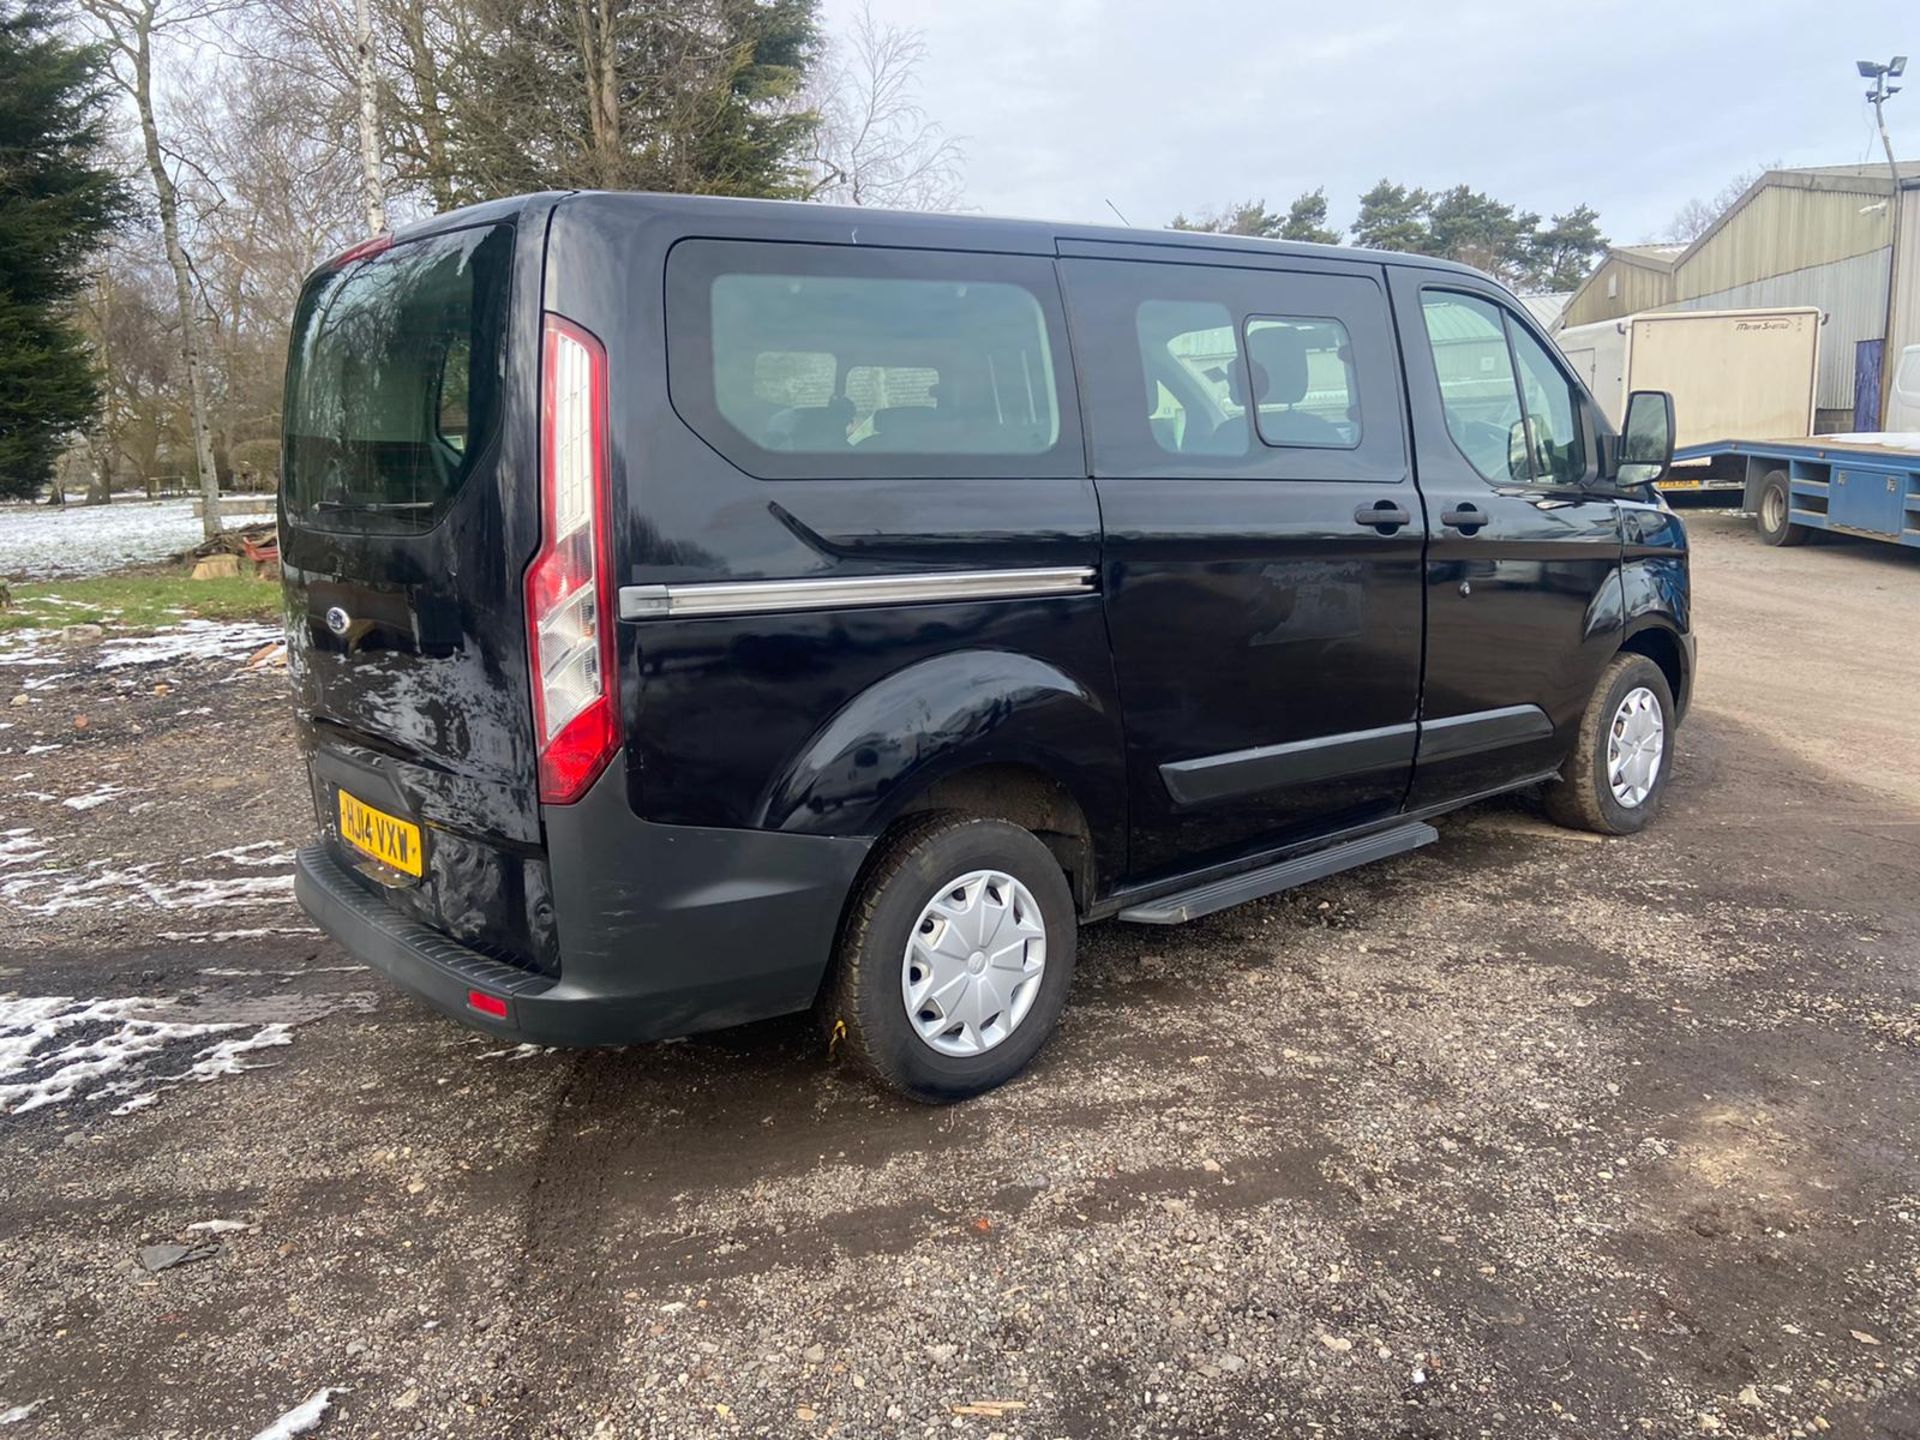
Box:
283 224 513 533
667 241 1082 481
1061 257 1404 482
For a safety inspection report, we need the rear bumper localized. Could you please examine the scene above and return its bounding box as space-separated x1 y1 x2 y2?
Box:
295 766 872 1046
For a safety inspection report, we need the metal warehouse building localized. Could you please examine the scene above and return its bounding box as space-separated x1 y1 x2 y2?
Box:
1556 163 1920 430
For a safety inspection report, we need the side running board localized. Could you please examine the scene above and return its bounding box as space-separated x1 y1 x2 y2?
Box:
1116 821 1439 925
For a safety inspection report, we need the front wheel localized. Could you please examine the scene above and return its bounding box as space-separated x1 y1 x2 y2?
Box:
1543 654 1676 836
1757 469 1809 547
822 814 1076 1103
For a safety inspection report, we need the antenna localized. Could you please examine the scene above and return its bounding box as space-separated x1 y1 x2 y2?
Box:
1104 199 1132 227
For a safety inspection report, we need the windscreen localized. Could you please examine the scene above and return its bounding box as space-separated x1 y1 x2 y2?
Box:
283 224 512 534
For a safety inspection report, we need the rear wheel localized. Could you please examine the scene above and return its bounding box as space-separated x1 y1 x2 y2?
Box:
1543 653 1676 836
823 814 1076 1103
1757 469 1809 546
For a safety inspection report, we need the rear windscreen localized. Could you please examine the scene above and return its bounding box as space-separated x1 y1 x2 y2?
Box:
283 224 512 534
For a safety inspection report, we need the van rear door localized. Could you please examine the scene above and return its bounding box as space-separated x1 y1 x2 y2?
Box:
280 206 556 971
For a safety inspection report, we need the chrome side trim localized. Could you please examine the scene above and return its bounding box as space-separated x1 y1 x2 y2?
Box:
617 567 1097 621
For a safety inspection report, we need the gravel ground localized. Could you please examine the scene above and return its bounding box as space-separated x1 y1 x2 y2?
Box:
2 510 1917 1439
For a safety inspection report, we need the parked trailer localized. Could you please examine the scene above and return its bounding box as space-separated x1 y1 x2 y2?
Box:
1556 307 1822 497
1672 436 1920 549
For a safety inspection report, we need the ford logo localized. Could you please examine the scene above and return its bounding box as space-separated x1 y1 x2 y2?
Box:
324 606 352 637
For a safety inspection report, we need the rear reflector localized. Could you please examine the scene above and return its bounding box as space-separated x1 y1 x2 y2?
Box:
527 314 618 804
467 989 509 1020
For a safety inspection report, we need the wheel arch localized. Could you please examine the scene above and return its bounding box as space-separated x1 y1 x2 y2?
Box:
1618 621 1689 721
755 649 1126 904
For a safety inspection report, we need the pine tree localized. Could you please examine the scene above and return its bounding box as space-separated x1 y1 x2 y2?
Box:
1279 188 1340 245
1527 205 1608 292
1348 180 1431 254
0 2 131 500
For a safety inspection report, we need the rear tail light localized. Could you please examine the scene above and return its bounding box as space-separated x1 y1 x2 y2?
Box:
526 315 617 804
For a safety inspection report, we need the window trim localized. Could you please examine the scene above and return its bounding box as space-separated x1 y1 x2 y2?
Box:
664 238 1085 483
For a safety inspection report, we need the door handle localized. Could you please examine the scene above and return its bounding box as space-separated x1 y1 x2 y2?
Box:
1441 504 1488 534
1354 501 1411 533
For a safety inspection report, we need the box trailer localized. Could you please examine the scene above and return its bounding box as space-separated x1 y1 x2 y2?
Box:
1555 307 1822 494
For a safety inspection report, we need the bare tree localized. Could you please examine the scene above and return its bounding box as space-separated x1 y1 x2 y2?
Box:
806 3 962 209
1661 163 1777 245
81 0 231 539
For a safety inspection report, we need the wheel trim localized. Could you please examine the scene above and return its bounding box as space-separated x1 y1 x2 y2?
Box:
1763 484 1787 532
1606 685 1665 808
901 869 1046 1057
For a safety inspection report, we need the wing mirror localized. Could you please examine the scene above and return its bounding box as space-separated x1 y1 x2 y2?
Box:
1617 390 1675 487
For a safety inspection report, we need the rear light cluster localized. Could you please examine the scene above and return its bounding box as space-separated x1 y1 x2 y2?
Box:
526 315 618 805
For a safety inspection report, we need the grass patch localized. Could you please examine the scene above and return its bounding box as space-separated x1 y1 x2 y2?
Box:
0 573 282 635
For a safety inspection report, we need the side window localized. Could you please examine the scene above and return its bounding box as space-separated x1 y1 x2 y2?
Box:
1419 290 1587 486
666 240 1081 481
1419 292 1528 483
1508 324 1585 485
1062 257 1405 483
1136 300 1246 457
1246 317 1359 449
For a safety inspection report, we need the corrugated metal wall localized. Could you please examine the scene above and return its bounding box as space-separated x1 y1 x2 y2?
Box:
1668 248 1890 410
1560 257 1674 328
1675 184 1891 300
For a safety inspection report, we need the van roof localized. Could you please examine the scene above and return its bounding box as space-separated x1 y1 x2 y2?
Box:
393 189 1499 284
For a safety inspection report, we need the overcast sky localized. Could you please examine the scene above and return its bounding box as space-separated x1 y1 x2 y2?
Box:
827 0 1915 255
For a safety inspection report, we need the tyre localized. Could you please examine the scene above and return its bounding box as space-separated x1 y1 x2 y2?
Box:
823 813 1075 1103
1542 654 1676 836
1756 469 1809 547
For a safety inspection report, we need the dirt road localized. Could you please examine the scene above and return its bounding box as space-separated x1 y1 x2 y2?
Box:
3 511 1917 1439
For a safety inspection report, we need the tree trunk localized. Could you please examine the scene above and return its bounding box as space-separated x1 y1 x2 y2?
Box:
126 8 222 540
87 438 114 505
355 0 387 235
574 0 619 185
396 5 455 211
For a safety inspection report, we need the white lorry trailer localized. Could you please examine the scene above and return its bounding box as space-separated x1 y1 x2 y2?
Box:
1555 306 1822 496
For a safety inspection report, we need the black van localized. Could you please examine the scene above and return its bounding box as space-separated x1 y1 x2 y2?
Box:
284 193 1692 1102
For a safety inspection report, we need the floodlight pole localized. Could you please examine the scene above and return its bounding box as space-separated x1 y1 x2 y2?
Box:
1862 59 1904 426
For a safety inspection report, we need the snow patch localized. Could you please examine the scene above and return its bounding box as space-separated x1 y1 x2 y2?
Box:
477 1043 556 1062
97 619 285 669
248 1388 341 1440
0 994 296 1116
0 830 47 869
0 1400 45 1425
1 864 295 918
62 782 126 812
205 842 294 867
0 499 275 580
159 926 320 944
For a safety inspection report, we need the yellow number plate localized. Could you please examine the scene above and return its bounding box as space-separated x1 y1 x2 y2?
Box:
1660 478 1705 490
337 789 424 877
